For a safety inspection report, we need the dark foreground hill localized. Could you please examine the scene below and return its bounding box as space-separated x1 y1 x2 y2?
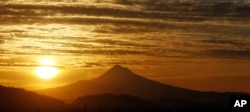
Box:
0 85 68 112
71 94 166 112
71 93 233 112
42 65 248 110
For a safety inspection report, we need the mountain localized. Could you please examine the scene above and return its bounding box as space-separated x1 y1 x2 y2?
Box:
0 85 67 112
41 65 246 108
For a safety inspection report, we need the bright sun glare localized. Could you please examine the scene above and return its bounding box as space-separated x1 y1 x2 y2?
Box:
35 57 58 80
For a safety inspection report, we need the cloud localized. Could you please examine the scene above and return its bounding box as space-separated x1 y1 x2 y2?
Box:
1 1 249 35
0 63 34 67
89 38 155 47
200 39 248 48
83 62 104 68
50 49 145 55
1 2 249 25
1 1 250 72
205 49 250 59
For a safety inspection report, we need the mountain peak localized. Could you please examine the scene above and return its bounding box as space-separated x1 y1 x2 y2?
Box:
112 64 123 70
95 65 137 81
106 65 133 75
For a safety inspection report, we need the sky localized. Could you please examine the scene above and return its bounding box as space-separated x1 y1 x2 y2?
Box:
0 0 250 93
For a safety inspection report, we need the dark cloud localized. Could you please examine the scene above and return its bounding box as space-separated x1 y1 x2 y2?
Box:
1 2 249 26
0 39 5 44
20 46 42 49
205 49 250 59
0 4 151 19
0 60 63 68
52 49 145 55
0 63 34 67
93 25 155 34
2 16 248 38
200 39 249 48
0 30 26 33
83 62 104 68
10 47 146 56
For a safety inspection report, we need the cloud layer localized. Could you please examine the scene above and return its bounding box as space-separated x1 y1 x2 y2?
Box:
0 2 250 71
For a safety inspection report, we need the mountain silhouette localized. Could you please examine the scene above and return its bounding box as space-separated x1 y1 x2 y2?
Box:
42 65 246 108
0 85 67 112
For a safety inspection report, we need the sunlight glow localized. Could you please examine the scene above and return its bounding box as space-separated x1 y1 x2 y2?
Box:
35 56 59 80
39 57 55 65
36 66 58 79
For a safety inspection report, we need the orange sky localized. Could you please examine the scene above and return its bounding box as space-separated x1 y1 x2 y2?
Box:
0 59 249 93
0 1 250 93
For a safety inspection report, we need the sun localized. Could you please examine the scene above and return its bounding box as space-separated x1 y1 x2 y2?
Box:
35 57 59 80
36 66 58 79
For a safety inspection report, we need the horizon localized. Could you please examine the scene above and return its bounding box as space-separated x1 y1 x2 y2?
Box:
0 0 250 94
